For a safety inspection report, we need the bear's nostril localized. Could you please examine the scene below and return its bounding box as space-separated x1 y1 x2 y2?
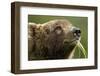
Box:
73 29 81 37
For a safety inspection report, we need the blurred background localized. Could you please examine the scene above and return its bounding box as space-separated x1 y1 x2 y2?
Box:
28 15 88 59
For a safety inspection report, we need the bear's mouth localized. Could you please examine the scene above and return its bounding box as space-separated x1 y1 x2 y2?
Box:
64 37 81 45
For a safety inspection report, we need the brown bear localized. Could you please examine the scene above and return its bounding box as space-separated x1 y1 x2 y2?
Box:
28 19 81 60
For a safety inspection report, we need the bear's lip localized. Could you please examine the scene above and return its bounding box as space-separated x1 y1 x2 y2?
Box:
64 38 80 44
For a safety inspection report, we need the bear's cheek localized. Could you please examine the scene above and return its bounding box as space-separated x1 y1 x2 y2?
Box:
64 32 74 41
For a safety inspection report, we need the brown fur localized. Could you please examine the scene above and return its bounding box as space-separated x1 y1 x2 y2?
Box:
28 19 79 60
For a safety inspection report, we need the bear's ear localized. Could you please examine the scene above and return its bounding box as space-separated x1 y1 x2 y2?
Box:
28 22 37 36
45 28 50 34
54 26 63 35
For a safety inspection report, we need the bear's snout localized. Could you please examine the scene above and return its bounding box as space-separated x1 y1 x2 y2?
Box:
72 27 81 40
28 19 82 60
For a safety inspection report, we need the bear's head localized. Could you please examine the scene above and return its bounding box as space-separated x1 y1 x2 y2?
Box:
28 19 81 60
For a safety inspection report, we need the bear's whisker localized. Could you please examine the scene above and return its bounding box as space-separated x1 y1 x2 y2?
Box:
76 41 87 58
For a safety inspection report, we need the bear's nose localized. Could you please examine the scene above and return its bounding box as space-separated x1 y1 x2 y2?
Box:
73 28 81 37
